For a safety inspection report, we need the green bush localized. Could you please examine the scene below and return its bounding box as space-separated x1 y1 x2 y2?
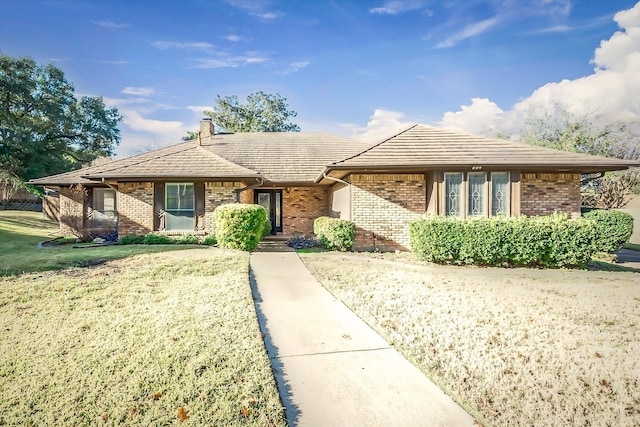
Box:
583 209 634 252
201 234 217 246
409 214 598 268
313 216 356 251
213 204 267 251
143 232 173 245
118 234 145 245
172 234 200 245
262 217 272 238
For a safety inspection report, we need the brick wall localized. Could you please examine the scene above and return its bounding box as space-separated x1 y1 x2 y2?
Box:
117 182 154 235
283 186 328 235
204 182 241 234
350 174 426 250
59 185 87 236
520 173 581 218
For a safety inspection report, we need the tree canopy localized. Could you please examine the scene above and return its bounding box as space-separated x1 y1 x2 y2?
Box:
204 91 300 133
515 109 639 208
0 55 122 183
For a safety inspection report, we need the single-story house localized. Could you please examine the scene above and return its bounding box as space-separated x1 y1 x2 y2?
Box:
30 118 638 250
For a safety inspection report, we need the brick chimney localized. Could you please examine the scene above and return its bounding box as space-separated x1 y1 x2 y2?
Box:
199 117 214 138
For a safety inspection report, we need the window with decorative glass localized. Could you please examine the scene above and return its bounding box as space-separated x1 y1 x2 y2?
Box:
165 183 194 230
443 172 510 217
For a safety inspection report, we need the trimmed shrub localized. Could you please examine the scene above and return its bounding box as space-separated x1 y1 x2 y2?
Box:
314 217 356 251
213 203 267 251
173 234 200 245
118 234 145 245
143 232 173 245
410 214 598 269
262 217 272 238
583 209 634 252
201 234 217 246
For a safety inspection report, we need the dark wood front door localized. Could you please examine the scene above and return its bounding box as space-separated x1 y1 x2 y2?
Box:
255 189 283 234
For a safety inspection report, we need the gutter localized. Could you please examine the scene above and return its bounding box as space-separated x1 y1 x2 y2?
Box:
322 172 349 186
234 176 264 202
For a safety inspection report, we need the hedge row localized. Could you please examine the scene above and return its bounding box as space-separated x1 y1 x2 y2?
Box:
118 232 210 245
583 209 633 253
313 216 356 251
409 214 601 268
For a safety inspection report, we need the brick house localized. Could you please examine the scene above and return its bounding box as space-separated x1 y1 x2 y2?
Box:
30 119 638 250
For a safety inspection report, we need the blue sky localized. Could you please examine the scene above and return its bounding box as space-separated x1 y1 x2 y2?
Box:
1 0 639 157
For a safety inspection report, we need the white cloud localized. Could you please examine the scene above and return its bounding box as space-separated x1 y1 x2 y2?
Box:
190 54 268 69
441 2 640 137
186 105 212 116
276 61 310 75
345 109 414 142
225 34 245 42
121 86 155 97
93 20 128 29
223 0 284 20
370 0 428 15
121 110 184 134
253 11 284 20
441 98 505 134
436 17 501 48
151 41 214 51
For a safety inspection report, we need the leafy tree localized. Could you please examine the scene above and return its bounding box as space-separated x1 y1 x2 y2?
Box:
182 131 198 141
204 91 300 132
0 55 122 184
516 109 640 208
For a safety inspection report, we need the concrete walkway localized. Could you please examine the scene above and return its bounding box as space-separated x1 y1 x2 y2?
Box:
249 248 476 427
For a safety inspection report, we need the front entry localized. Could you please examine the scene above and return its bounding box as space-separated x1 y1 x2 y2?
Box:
255 189 283 234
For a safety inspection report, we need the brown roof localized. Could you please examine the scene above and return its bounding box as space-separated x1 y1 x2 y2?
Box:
30 125 638 187
321 124 639 180
203 132 369 183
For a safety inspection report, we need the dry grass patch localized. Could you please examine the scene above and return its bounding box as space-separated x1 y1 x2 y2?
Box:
301 252 640 427
0 249 285 426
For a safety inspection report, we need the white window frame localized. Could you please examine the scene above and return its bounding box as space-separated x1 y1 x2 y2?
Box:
92 188 117 228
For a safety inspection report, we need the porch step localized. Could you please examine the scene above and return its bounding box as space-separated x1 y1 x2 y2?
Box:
254 239 294 253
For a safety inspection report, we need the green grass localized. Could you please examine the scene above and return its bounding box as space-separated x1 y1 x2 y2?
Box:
0 211 188 276
0 212 285 425
623 242 640 251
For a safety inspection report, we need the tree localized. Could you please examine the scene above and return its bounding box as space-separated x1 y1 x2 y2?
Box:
516 109 640 208
182 131 198 141
0 55 122 184
204 91 300 132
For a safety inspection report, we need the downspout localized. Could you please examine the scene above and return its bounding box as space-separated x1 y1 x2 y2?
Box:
322 172 349 186
234 177 264 202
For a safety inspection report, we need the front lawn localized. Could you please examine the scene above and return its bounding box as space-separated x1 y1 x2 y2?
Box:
0 212 285 425
301 252 640 427
0 210 189 276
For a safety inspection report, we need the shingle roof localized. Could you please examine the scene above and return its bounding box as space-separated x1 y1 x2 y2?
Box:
322 124 639 179
204 132 369 183
82 141 260 180
29 125 638 187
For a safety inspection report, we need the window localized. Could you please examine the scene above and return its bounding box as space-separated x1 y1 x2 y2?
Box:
92 188 117 228
165 183 194 230
445 173 463 217
443 172 510 218
491 172 510 216
468 172 487 216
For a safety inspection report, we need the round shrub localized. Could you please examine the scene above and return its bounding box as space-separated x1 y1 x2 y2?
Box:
583 209 634 252
313 217 356 251
201 234 217 246
213 203 267 251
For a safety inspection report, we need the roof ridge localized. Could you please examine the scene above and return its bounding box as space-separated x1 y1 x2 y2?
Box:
331 123 419 165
